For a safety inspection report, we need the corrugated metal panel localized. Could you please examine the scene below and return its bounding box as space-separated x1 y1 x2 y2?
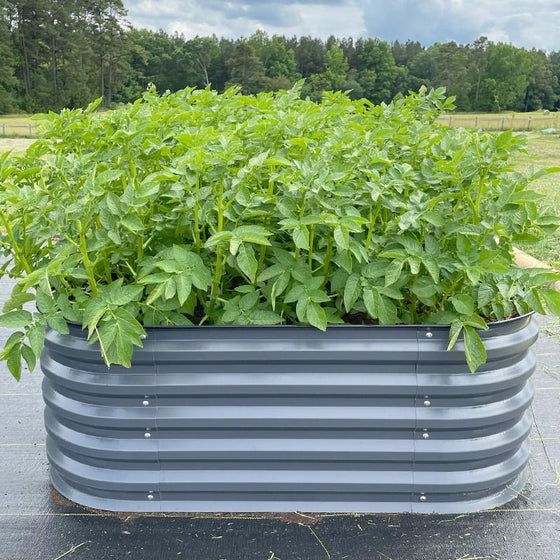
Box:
42 315 538 513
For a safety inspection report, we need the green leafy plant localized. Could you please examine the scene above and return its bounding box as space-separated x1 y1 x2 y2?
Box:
1 84 559 377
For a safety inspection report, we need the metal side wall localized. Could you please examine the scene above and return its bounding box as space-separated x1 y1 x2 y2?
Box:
41 316 538 513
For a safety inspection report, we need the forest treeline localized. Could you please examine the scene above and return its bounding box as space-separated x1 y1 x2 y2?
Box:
2 0 560 114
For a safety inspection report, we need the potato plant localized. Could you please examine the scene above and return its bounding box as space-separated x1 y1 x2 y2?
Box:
1 84 559 377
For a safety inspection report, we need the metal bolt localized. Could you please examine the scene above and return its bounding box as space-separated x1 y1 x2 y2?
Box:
419 495 427 502
423 400 431 407
144 432 151 439
142 400 150 407
147 493 154 500
140 334 147 340
422 432 430 439
425 331 433 338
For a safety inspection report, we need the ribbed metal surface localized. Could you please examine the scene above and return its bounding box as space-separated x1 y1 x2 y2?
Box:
41 315 538 513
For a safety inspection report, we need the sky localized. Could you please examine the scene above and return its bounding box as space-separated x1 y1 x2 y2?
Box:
124 0 560 52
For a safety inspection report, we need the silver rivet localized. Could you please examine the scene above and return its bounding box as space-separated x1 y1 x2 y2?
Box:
423 400 431 407
419 495 427 502
144 432 151 439
147 494 154 500
422 432 430 439
425 332 433 338
140 334 147 340
142 400 150 407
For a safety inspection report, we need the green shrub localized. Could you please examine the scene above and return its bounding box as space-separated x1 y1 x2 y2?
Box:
1 84 559 376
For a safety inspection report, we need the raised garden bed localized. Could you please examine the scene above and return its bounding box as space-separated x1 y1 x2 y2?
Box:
43 315 536 513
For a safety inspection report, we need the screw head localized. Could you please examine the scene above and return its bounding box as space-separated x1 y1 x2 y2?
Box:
423 400 431 407
425 331 433 339
147 494 154 500
142 400 150 407
419 495 427 502
144 432 151 439
422 432 430 439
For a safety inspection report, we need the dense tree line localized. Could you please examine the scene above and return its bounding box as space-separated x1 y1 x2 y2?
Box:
1 1 559 114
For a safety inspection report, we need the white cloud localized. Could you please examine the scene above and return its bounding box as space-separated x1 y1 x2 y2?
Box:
124 0 560 50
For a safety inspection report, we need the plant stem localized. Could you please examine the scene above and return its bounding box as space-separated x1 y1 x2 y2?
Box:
0 209 32 274
78 220 98 297
308 226 315 268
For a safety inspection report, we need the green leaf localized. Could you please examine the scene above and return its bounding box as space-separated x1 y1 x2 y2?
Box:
83 298 108 336
423 211 445 227
384 260 403 287
344 273 361 313
205 230 233 249
284 284 305 304
251 310 283 325
21 344 36 372
524 288 546 315
97 169 123 185
306 302 327 331
6 344 22 380
463 326 487 373
46 314 70 334
2 292 35 313
477 284 496 307
258 263 285 282
377 295 397 325
271 272 290 309
295 296 308 322
447 320 462 351
408 256 421 275
333 226 349 250
239 292 259 311
175 274 192 306
164 277 177 300
411 277 439 300
363 286 378 319
138 273 170 285
293 225 310 250
97 308 145 368
450 295 475 315
540 288 560 316
237 244 258 282
105 192 122 215
0 310 33 328
191 264 212 290
121 214 144 232
27 325 45 358
233 225 272 246
107 283 144 306
460 314 489 330
422 257 440 283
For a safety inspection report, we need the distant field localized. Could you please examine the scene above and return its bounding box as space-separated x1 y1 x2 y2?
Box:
438 110 560 131
0 114 40 137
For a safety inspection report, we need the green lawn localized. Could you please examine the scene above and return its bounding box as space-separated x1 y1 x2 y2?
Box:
513 131 560 268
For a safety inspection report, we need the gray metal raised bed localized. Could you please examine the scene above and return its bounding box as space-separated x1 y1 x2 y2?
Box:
41 314 537 513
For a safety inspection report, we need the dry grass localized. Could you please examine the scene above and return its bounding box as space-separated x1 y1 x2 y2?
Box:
0 137 35 153
0 113 42 137
439 110 560 131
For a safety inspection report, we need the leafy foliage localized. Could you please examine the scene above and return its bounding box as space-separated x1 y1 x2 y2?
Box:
1 85 559 377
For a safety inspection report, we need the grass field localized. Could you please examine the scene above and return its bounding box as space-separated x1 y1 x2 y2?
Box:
0 113 40 137
514 131 560 268
0 121 558 267
438 110 560 131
